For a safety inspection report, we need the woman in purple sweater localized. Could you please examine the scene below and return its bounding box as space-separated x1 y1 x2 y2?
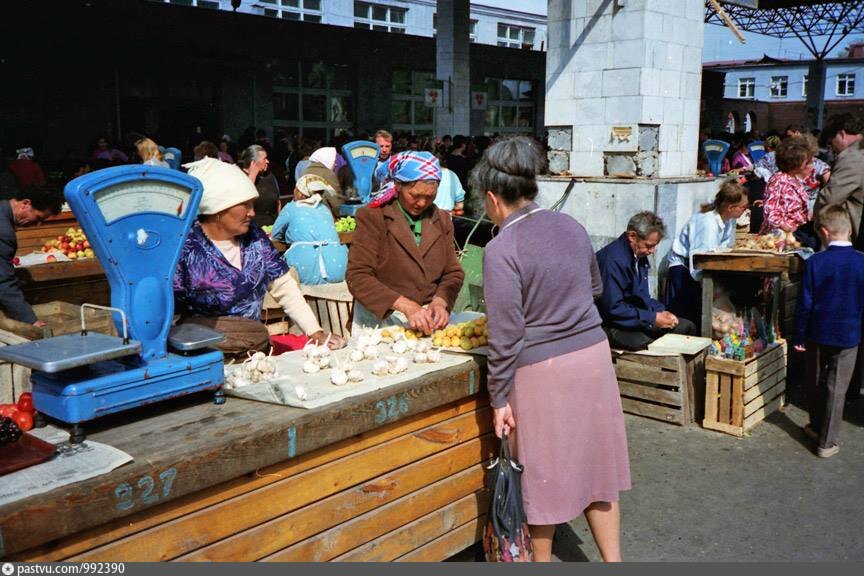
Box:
475 137 631 562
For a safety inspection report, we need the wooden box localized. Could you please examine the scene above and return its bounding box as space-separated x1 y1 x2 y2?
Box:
0 328 31 403
703 341 787 437
612 351 706 426
0 300 117 341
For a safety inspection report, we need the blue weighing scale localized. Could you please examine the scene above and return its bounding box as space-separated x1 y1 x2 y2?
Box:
339 140 380 215
0 166 225 442
702 139 731 176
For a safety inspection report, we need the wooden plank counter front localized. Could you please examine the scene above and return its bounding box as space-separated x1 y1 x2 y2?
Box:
0 359 491 562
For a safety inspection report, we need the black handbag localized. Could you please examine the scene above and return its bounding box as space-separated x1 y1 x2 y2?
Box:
482 432 533 562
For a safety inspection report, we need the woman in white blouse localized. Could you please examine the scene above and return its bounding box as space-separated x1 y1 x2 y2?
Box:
663 179 749 330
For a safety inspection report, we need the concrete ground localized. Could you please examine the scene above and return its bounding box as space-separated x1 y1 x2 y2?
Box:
452 383 864 562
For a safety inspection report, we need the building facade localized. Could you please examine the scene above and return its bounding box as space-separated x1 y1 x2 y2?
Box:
1 1 545 163
151 0 548 50
704 55 864 133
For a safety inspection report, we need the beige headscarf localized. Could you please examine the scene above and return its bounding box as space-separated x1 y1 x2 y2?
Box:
183 157 259 215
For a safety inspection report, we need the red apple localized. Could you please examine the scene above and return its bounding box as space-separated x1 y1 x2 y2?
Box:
83 240 91 249
12 257 20 266
46 254 57 262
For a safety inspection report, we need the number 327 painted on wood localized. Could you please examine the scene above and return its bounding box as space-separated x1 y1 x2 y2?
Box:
374 393 409 424
114 467 177 511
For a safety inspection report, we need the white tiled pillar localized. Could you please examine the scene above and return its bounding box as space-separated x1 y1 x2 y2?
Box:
435 0 471 137
546 0 705 177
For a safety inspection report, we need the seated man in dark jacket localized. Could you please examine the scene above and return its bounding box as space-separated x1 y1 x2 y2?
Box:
596 211 696 350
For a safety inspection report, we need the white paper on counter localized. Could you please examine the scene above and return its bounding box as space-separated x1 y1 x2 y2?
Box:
226 346 472 410
0 425 133 506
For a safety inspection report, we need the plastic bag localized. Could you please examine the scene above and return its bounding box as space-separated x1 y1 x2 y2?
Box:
482 433 533 562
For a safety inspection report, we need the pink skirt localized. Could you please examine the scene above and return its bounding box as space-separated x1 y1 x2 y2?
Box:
509 339 631 525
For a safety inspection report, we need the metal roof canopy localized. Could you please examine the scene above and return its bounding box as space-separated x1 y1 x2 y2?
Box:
707 1 864 58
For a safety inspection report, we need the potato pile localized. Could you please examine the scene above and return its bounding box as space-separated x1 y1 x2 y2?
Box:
432 317 488 350
738 231 801 251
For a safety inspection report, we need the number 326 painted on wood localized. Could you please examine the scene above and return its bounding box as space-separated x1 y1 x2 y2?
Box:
374 393 409 424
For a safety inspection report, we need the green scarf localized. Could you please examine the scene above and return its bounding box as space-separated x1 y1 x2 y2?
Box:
396 201 423 246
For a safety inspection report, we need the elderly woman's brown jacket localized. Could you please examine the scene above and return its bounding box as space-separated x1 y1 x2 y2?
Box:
347 201 465 319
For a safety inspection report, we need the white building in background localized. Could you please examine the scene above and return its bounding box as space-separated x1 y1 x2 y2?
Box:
151 0 547 50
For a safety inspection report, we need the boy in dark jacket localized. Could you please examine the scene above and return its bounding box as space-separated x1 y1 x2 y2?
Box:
794 205 864 457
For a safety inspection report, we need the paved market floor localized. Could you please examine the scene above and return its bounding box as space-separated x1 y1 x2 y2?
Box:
451 383 864 562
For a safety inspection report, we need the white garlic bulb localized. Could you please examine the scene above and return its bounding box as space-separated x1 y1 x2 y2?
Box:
330 368 349 386
294 385 308 401
303 341 321 358
372 360 390 376
392 340 408 354
347 369 365 382
363 346 379 360
413 352 428 364
390 357 409 374
349 348 365 362
416 340 429 353
369 331 382 346
316 354 332 368
426 349 441 363
356 335 372 348
405 339 418 352
303 360 321 374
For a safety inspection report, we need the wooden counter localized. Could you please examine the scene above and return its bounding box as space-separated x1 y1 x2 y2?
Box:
0 359 491 562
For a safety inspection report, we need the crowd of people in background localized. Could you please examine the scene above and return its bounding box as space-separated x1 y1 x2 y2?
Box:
0 127 539 226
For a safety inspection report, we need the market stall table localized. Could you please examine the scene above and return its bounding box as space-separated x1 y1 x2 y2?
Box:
0 358 491 562
693 251 801 436
693 251 803 340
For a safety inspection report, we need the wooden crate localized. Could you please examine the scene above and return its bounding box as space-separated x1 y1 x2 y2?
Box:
612 351 706 426
0 300 117 340
703 341 787 437
0 328 31 403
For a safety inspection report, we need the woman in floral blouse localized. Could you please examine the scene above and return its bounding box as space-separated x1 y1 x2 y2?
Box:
174 157 343 357
761 136 815 245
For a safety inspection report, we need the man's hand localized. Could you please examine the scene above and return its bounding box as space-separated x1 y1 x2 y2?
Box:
654 311 678 330
493 403 516 438
33 320 47 328
427 297 450 331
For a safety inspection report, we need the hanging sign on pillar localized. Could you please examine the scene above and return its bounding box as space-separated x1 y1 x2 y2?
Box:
424 79 446 108
471 84 487 110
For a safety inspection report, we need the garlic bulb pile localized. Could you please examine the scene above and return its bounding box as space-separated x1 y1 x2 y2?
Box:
372 360 390 376
389 357 409 375
363 345 379 360
330 368 349 386
412 347 441 364
224 351 277 389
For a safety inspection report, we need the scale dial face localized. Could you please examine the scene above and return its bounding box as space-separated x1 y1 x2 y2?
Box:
93 181 191 224
349 146 378 159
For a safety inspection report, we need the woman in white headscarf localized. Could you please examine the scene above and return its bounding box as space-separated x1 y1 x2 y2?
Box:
174 158 344 357
271 173 348 285
300 147 343 218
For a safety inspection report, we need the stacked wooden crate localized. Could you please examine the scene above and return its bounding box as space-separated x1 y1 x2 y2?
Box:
703 341 787 437
612 351 706 426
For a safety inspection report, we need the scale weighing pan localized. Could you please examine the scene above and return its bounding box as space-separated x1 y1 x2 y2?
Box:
0 333 141 373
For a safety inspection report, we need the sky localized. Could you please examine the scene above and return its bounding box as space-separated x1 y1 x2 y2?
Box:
478 1 864 62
